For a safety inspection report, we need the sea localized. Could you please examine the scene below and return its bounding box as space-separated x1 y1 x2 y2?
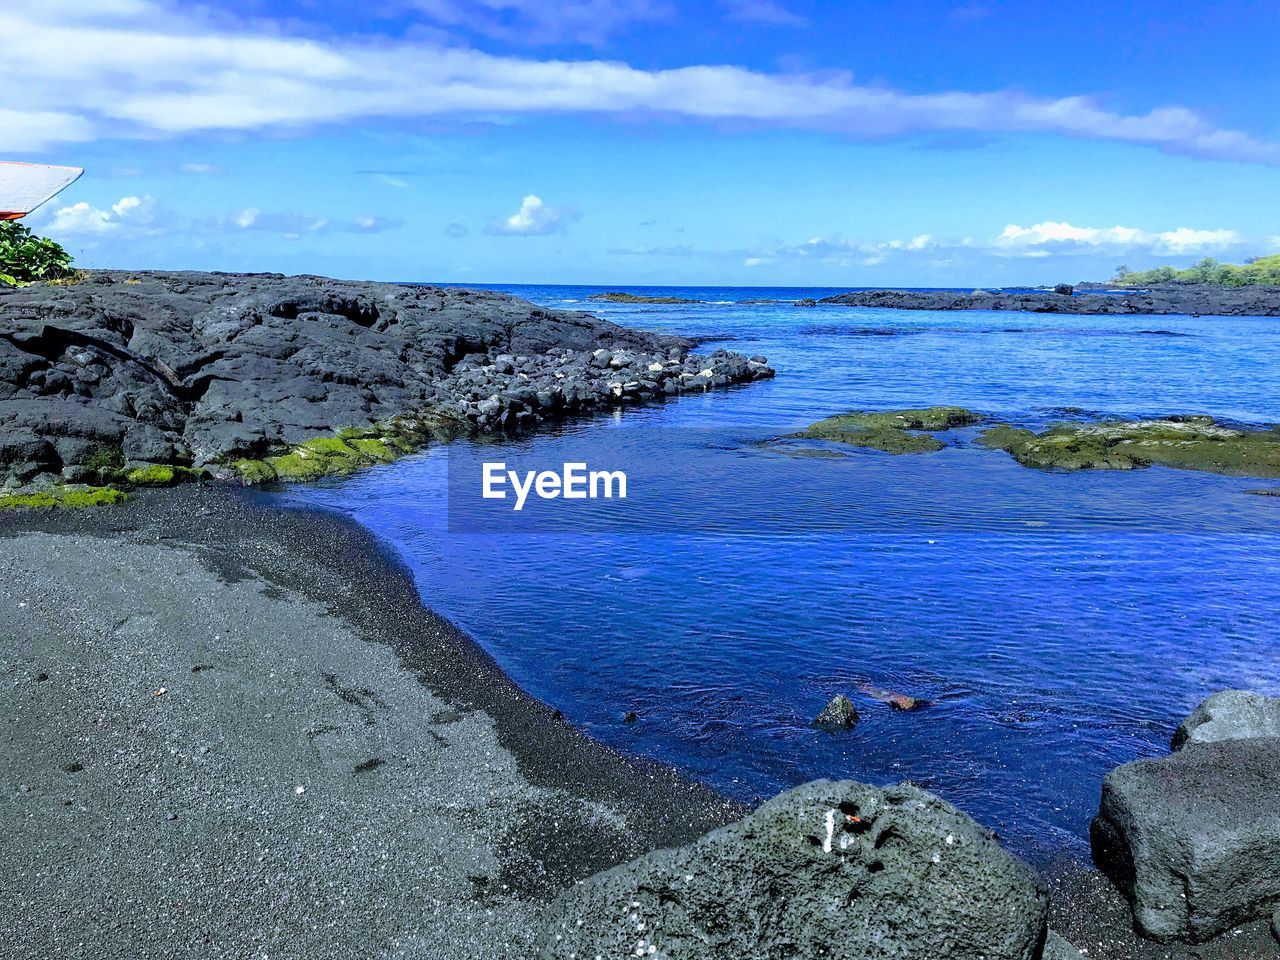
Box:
277 284 1280 865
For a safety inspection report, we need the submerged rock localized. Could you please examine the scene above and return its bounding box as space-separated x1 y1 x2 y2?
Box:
1173 689 1280 749
814 694 859 730
537 779 1048 960
1091 692 1280 943
860 683 930 711
796 406 982 454
979 416 1280 477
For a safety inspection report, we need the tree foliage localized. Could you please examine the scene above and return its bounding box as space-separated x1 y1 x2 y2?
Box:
0 220 75 286
1114 255 1280 287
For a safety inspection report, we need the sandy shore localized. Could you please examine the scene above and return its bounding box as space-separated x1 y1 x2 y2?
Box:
0 487 738 959
3 486 1278 958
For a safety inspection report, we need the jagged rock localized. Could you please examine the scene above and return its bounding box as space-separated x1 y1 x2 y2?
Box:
1172 690 1280 749
0 272 774 488
794 297 817 307
1053 283 1074 296
1091 736 1280 942
538 779 1048 960
814 694 859 730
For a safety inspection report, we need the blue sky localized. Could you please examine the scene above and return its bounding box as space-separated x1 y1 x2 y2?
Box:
5 0 1278 286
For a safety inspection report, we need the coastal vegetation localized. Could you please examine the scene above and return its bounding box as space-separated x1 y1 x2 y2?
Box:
979 416 1280 476
0 221 76 286
1113 255 1280 287
796 406 983 454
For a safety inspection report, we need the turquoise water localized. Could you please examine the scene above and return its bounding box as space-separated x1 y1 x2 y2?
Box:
281 285 1280 864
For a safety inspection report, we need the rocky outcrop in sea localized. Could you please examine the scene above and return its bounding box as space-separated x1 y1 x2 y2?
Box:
0 271 773 489
819 284 1280 316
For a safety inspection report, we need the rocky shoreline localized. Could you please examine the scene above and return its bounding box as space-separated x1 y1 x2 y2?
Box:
0 271 773 492
815 283 1280 316
5 489 1278 958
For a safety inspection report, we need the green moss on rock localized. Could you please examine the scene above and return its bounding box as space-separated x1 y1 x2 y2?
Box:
797 406 982 454
124 464 178 486
0 486 126 510
979 416 1280 477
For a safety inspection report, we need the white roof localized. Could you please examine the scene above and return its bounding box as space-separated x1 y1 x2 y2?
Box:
0 162 83 219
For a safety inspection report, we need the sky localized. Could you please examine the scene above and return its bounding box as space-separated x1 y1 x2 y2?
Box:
5 0 1279 287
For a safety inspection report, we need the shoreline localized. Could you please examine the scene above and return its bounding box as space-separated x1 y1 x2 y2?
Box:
0 485 741 959
5 485 1279 957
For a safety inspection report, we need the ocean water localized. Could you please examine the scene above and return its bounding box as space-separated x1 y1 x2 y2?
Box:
279 284 1280 864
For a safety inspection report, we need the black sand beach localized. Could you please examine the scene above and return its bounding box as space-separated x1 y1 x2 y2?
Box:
0 486 740 959
4 486 1279 958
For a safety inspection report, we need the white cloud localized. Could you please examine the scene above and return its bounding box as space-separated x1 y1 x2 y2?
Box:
1 0 1277 166
486 194 577 236
996 220 1243 254
736 220 1258 269
179 162 221 174
45 194 159 235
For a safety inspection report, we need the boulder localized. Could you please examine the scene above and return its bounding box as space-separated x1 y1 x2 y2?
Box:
1172 690 1280 749
537 779 1049 960
1053 283 1075 296
814 694 859 730
1091 736 1280 942
1041 931 1085 959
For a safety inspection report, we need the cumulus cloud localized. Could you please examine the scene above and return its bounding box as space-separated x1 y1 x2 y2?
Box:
726 220 1257 270
1 0 1277 166
996 221 1243 255
486 195 578 236
45 194 162 236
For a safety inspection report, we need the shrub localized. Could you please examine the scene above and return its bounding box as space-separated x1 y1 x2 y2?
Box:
0 220 75 286
1114 255 1280 287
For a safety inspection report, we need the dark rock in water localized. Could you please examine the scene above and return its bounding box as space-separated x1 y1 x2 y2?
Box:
0 272 774 489
537 779 1048 960
1091 736 1280 942
814 694 859 730
819 284 1280 317
1172 689 1280 749
622 711 639 724
1053 283 1075 296
1245 487 1280 496
794 297 817 307
860 682 930 711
